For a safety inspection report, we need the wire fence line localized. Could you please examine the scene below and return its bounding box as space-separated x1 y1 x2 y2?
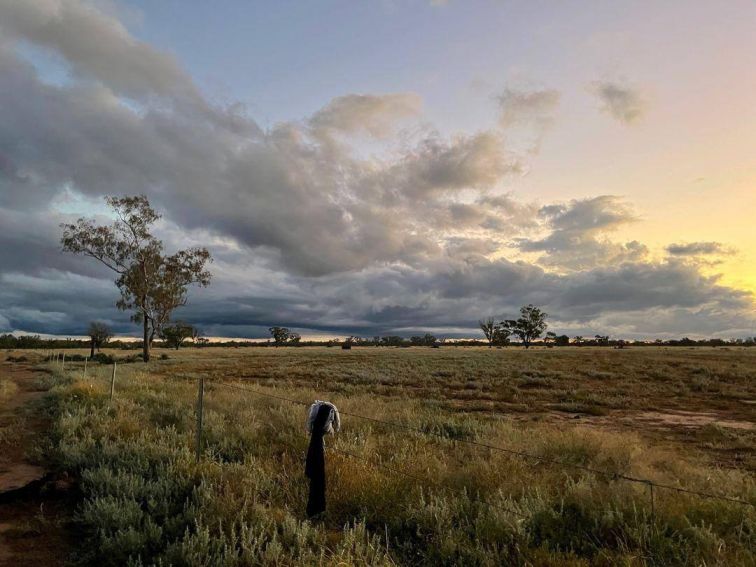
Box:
210 380 754 508
202 381 530 519
47 359 754 511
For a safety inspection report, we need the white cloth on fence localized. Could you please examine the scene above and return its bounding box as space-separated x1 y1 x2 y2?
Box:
306 400 340 435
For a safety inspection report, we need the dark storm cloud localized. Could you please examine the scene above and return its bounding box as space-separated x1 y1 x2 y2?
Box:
0 0 753 339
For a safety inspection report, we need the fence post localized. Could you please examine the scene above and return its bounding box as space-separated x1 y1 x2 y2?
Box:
195 376 205 463
647 481 655 524
84 356 88 376
62 352 65 370
109 362 117 404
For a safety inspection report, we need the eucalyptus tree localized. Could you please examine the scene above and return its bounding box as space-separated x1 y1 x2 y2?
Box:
502 305 548 349
479 317 510 347
87 321 112 358
62 196 212 362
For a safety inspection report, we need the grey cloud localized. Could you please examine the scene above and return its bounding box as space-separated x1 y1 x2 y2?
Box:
0 34 516 276
1 230 753 339
591 80 647 124
538 195 637 231
379 131 521 198
666 241 732 256
444 237 500 258
246 257 754 338
309 93 422 138
0 0 200 103
517 196 646 270
497 87 559 152
0 269 129 334
497 87 559 129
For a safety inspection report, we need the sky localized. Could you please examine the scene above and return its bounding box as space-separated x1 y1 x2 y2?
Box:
0 0 754 340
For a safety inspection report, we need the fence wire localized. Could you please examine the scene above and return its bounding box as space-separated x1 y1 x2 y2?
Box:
211 380 754 508
47 358 754 511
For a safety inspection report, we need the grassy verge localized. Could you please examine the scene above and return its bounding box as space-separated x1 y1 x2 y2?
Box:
40 362 755 566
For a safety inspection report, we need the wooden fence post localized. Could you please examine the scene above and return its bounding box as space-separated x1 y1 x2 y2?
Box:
62 352 65 370
84 356 88 376
195 376 205 463
109 362 117 404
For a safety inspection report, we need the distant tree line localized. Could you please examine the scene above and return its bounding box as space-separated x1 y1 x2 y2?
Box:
3 332 754 351
0 319 207 352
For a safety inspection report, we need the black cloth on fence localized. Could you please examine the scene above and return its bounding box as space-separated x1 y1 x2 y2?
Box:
305 403 332 518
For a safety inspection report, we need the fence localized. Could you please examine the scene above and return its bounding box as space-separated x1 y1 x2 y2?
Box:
50 357 755 521
206 380 754 511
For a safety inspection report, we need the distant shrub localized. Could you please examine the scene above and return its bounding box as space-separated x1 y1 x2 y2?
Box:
91 353 115 365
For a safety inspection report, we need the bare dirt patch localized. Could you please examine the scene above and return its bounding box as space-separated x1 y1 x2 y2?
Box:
634 410 754 431
0 463 47 496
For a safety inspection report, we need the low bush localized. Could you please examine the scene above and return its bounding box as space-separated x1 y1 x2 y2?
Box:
90 353 116 365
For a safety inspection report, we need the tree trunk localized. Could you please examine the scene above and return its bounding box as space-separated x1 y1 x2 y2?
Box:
143 315 151 362
90 339 95 358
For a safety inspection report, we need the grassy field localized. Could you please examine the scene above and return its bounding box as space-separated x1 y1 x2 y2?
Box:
7 347 756 565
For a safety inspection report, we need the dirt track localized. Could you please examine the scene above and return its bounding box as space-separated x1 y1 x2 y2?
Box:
0 360 71 567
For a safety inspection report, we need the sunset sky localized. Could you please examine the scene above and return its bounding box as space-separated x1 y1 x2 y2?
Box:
0 0 754 339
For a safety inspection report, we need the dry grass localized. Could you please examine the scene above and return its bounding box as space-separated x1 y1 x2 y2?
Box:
29 346 756 565
45 345 755 467
0 376 19 403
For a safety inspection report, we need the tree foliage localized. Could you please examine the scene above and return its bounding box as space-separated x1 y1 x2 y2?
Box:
410 333 438 347
502 304 548 349
88 321 112 357
160 322 196 350
61 195 212 362
269 326 301 346
479 317 510 347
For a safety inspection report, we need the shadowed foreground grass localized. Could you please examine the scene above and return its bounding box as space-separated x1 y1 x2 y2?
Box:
36 353 755 566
